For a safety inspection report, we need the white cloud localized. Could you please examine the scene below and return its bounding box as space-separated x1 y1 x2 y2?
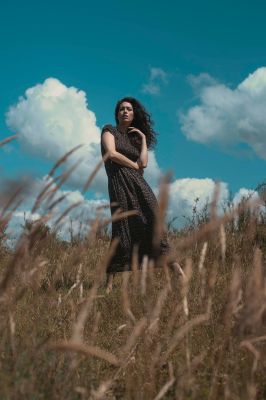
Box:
150 68 168 83
142 67 169 95
144 150 162 188
187 73 218 90
5 210 41 248
5 176 109 247
232 188 258 205
167 178 229 228
142 83 161 95
6 78 108 194
180 67 266 159
166 180 262 229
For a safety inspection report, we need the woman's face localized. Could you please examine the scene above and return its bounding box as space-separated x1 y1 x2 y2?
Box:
117 101 134 125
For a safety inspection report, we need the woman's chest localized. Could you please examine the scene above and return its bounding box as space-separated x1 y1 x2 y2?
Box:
115 132 140 161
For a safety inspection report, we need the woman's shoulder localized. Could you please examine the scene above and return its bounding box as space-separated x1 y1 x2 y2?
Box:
101 124 117 135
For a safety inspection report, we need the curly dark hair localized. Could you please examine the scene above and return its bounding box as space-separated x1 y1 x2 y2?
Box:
114 97 157 150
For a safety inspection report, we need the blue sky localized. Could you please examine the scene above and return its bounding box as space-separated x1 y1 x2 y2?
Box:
1 0 266 238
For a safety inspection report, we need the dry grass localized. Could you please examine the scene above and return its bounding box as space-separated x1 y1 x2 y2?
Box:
0 142 266 399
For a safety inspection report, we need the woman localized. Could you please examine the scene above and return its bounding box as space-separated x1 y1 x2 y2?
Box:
101 97 179 292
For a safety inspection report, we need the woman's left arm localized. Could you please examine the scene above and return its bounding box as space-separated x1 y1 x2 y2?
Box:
137 135 148 168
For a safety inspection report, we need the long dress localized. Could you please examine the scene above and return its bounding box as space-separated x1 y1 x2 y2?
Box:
101 124 171 273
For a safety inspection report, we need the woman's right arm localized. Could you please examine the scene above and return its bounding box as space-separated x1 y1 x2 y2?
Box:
102 131 140 170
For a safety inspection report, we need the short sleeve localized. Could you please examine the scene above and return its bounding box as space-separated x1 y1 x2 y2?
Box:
101 124 116 136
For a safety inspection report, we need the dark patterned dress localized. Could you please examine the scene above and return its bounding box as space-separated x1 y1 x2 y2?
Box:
101 124 170 273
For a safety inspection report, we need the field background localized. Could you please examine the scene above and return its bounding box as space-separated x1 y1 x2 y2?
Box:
1 172 266 400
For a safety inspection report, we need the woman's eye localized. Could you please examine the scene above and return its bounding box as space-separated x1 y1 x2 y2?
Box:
119 107 132 112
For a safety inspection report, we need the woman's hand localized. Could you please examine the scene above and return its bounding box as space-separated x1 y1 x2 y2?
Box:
127 127 146 140
128 129 148 171
136 159 145 175
133 161 144 175
133 161 140 170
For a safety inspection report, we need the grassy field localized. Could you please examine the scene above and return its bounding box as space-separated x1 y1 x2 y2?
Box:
0 161 266 399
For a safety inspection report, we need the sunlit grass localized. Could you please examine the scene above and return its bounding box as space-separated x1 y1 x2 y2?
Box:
0 141 266 399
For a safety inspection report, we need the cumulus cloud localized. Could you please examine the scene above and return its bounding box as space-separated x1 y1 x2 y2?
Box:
187 72 218 90
144 150 162 187
166 179 262 229
232 188 258 205
167 178 229 228
5 175 109 247
142 67 169 95
180 67 266 159
6 78 108 194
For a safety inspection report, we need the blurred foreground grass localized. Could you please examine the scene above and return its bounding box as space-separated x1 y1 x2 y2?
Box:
1 209 266 399
0 141 266 399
